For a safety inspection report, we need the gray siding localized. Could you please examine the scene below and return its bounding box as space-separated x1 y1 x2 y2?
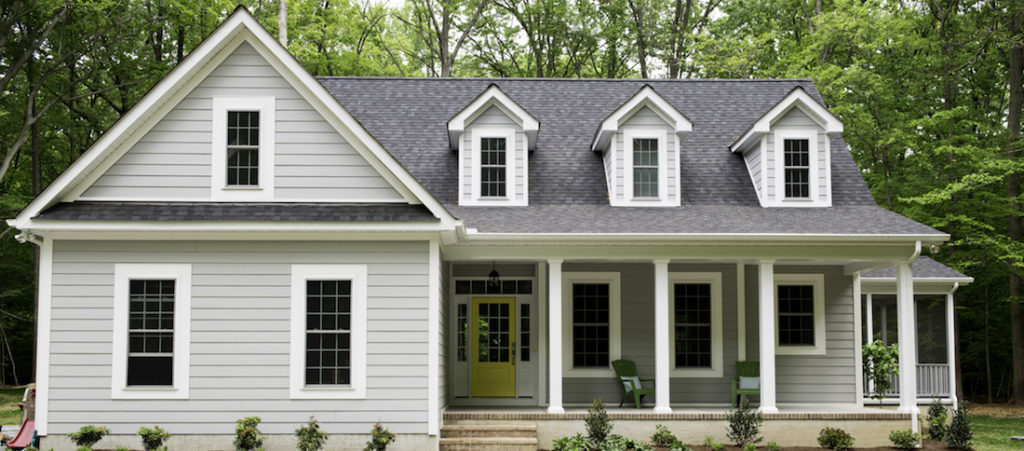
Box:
610 106 679 204
82 42 403 202
460 106 527 203
764 108 828 204
744 146 762 198
48 240 429 435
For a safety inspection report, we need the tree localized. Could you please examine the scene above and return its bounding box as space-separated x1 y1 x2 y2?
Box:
399 0 492 76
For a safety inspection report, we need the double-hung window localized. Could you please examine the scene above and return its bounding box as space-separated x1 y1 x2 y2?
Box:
212 97 274 200
112 264 191 399
226 111 260 186
290 265 367 399
562 272 621 376
480 137 507 198
775 274 826 355
632 138 659 198
670 273 723 377
783 138 810 199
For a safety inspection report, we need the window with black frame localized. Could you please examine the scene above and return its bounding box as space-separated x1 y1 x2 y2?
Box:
778 284 815 346
674 283 712 368
572 283 610 368
305 280 352 385
127 279 175 386
226 111 260 186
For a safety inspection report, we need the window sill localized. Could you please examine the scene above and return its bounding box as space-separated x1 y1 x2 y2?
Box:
112 386 188 400
670 367 723 378
563 367 614 378
290 385 366 399
776 344 826 355
222 186 264 191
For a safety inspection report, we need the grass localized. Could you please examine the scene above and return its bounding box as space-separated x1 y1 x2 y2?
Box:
0 387 24 425
973 414 1024 451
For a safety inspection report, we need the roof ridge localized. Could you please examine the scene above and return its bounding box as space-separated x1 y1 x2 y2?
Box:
316 76 817 83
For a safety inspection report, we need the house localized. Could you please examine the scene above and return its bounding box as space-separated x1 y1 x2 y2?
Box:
6 7 973 450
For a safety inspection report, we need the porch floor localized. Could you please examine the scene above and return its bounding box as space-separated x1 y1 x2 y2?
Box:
444 404 907 420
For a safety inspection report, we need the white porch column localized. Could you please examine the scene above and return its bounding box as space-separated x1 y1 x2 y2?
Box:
654 259 672 413
896 262 918 415
757 261 778 413
947 284 959 409
736 263 747 362
865 293 874 396
853 273 864 407
547 259 564 414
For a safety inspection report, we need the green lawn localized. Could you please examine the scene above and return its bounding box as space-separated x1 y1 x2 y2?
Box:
0 388 24 426
973 415 1024 451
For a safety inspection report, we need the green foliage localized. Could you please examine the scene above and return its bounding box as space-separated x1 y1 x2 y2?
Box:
295 417 328 451
710 443 724 451
816 427 854 451
233 416 264 451
68 425 109 448
597 435 654 451
926 401 949 440
650 424 676 447
725 397 763 447
887 430 920 449
861 340 899 403
586 398 612 444
945 405 974 449
137 425 170 451
767 441 782 451
114 446 131 451
363 422 396 451
552 434 590 451
743 445 756 451
76 446 91 451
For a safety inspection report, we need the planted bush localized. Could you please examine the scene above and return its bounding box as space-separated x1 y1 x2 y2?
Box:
651 425 676 447
586 398 612 444
234 416 264 451
726 397 763 447
888 430 920 449
767 441 782 451
597 435 654 451
553 434 591 451
862 340 899 404
296 417 328 451
945 404 973 449
68 425 110 450
816 427 854 451
926 400 949 440
138 425 170 451
364 422 396 451
743 445 757 451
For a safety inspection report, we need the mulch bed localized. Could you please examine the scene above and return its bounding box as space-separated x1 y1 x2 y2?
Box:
674 440 959 450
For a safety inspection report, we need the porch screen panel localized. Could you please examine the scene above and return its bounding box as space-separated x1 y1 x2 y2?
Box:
778 285 814 345
572 283 610 367
305 280 351 385
127 279 175 386
674 283 712 368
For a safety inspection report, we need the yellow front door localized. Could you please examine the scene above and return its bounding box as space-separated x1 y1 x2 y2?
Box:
471 297 516 397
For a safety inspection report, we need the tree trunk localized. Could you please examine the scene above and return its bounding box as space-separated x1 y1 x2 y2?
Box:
628 0 649 78
278 0 288 46
985 281 993 403
1007 8 1024 404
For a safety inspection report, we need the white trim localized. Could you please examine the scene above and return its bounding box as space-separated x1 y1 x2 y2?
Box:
73 196 412 203
770 128 830 207
23 219 449 233
35 238 53 435
730 87 843 153
621 129 675 207
547 259 564 413
774 273 827 355
561 272 621 377
592 85 692 151
853 273 865 406
211 97 275 200
112 264 191 399
289 264 367 399
428 239 440 434
895 262 919 416
537 261 548 407
946 284 959 409
448 85 539 151
736 263 746 362
464 126 525 206
668 272 724 378
654 261 671 413
757 261 778 413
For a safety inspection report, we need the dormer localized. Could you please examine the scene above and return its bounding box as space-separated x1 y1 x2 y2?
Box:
731 87 843 208
449 85 538 206
592 86 692 207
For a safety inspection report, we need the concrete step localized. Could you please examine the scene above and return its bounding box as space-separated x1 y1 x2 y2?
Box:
441 424 537 438
438 436 538 451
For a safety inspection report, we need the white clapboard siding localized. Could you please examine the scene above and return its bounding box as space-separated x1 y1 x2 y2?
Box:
81 42 403 202
47 239 430 435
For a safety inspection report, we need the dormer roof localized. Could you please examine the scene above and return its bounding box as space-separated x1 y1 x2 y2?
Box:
730 87 843 153
448 84 540 150
591 85 692 152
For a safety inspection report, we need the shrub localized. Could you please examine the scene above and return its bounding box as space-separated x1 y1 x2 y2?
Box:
598 434 654 451
926 400 949 440
114 446 131 451
669 441 691 451
945 404 973 449
702 437 725 451
767 441 782 451
364 422 396 451
233 416 264 451
138 425 171 451
68 425 110 449
726 397 763 447
651 424 676 447
888 430 920 449
711 443 725 451
295 417 328 451
744 445 757 451
862 340 899 404
586 398 613 444
552 434 590 451
816 427 854 451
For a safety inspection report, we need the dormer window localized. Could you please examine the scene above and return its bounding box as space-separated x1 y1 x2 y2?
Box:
783 138 810 199
212 97 275 200
480 137 507 198
632 138 659 198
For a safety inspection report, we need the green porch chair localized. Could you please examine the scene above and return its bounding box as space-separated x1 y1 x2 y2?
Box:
611 359 655 409
731 361 760 407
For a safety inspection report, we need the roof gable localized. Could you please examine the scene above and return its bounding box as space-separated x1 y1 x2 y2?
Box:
448 84 539 150
730 87 843 153
592 85 692 152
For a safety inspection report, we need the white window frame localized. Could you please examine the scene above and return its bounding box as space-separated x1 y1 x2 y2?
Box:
623 129 669 203
771 127 829 206
669 272 723 378
290 264 367 399
562 272 621 377
112 264 191 399
465 126 524 206
212 97 275 200
774 273 826 355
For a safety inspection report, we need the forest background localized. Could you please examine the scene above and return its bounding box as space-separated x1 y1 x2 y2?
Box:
0 0 1022 404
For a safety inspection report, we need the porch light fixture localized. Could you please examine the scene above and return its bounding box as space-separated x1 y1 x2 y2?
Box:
488 262 501 290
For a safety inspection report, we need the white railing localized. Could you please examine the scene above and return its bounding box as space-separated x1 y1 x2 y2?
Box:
863 363 950 398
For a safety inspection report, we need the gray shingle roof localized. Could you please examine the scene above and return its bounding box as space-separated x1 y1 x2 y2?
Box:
36 202 438 222
862 256 971 280
317 77 944 236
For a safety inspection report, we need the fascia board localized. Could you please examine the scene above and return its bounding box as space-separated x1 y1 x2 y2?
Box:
21 219 452 233
460 231 950 244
